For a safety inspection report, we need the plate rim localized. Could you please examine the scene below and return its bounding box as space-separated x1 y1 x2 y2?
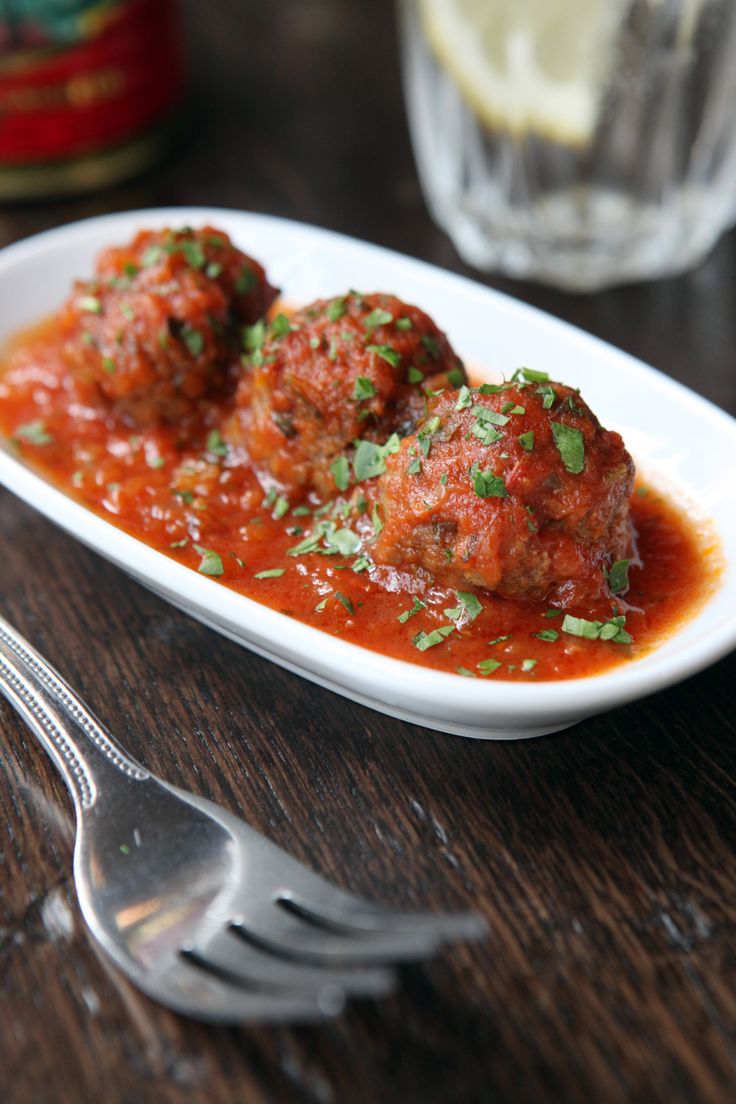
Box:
1 206 735 737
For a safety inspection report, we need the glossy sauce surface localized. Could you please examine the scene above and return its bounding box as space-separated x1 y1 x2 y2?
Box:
0 314 719 682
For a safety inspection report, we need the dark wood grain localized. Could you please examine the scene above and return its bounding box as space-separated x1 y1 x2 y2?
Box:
1 2 735 1102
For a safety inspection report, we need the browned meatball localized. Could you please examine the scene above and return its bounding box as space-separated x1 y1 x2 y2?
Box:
371 372 635 607
229 291 466 499
61 226 277 426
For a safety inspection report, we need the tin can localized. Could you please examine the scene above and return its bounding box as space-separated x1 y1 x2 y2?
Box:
0 0 184 200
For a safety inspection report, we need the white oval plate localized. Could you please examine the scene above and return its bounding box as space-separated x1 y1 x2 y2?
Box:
1 208 735 740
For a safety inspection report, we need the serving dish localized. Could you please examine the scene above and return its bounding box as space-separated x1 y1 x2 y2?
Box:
0 208 734 740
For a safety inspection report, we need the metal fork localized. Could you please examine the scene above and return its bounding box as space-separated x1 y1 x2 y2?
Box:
0 613 484 1022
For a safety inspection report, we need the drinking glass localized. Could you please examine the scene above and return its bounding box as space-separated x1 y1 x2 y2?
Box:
399 0 736 290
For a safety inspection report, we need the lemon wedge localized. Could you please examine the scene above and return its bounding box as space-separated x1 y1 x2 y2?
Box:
417 0 629 147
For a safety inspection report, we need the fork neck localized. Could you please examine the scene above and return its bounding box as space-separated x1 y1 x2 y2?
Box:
0 614 148 814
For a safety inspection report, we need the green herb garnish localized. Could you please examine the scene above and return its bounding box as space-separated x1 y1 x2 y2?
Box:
14 420 52 445
398 596 427 623
551 422 585 474
472 468 508 498
412 625 455 651
193 544 224 576
363 307 393 330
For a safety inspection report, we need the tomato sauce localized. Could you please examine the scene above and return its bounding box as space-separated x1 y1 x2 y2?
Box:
0 313 720 683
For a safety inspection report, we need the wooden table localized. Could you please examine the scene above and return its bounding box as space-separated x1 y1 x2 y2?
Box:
2 3 735 1101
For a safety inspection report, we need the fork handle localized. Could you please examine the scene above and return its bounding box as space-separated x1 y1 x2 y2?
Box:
0 613 148 812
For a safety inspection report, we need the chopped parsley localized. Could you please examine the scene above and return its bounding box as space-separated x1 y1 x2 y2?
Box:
353 376 377 401
470 420 504 446
235 265 257 294
182 325 204 357
78 295 102 314
243 319 265 353
363 307 393 330
478 658 502 675
327 297 347 322
445 591 483 624
521 659 538 672
326 527 360 556
455 385 473 410
254 568 285 579
335 591 354 614
193 544 224 576
412 625 455 651
533 629 559 642
398 596 427 623
14 420 53 445
421 335 440 361
536 384 557 409
353 434 400 481
561 613 633 644
606 559 630 595
206 429 228 458
518 431 535 451
516 367 549 383
179 239 206 269
331 455 351 492
270 313 292 340
407 366 423 384
551 422 585 474
471 404 510 427
366 343 401 368
472 467 508 499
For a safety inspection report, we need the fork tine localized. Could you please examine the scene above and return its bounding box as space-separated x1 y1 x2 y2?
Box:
278 890 488 943
183 929 396 998
153 958 344 1024
229 912 440 966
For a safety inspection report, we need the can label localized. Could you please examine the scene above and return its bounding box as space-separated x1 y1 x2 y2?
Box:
0 0 183 165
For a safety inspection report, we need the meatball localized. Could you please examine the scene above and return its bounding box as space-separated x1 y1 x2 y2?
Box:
371 372 635 607
61 226 277 425
230 291 466 498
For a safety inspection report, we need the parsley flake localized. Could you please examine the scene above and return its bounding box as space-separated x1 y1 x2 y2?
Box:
398 596 427 623
472 468 508 498
607 559 630 595
353 376 377 401
331 455 351 492
363 307 393 330
193 544 224 576
327 297 347 322
206 429 228 458
366 343 401 368
551 422 585 473
14 420 52 445
412 625 455 651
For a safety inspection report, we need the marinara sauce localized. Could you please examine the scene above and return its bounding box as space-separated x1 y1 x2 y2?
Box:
0 312 720 683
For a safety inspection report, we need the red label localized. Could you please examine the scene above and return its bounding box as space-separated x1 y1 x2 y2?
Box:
0 0 183 164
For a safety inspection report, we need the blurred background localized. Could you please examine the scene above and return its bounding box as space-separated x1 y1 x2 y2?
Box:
0 0 732 417
0 0 734 404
